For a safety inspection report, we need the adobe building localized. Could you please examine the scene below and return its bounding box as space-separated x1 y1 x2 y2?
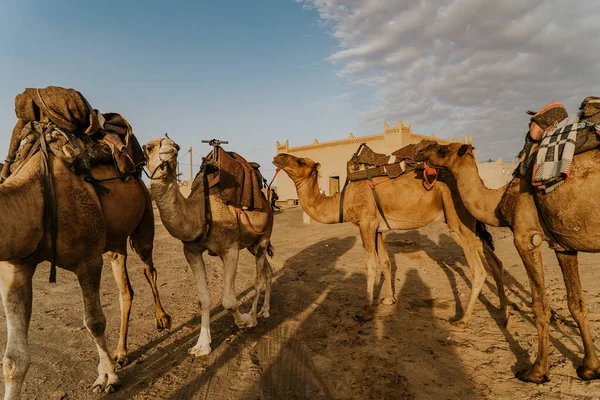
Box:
275 121 473 203
477 157 517 189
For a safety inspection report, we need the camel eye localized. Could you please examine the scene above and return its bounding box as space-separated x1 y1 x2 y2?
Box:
146 145 154 152
438 147 449 157
297 159 305 166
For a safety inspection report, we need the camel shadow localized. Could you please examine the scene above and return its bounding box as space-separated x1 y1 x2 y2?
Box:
110 236 357 399
384 230 583 374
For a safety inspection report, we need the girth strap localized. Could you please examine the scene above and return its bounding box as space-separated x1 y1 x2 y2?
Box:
183 166 212 244
39 131 58 283
365 166 392 230
338 176 349 223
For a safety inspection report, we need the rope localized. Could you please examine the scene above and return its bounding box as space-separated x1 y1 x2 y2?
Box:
422 162 439 191
236 209 267 235
266 167 280 204
367 177 391 189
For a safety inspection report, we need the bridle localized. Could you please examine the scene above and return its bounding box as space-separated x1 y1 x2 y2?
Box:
143 137 176 181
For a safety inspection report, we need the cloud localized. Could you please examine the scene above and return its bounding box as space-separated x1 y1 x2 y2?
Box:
299 0 600 160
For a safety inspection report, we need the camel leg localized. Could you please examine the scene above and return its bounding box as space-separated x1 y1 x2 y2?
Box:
443 196 487 328
184 246 212 356
0 262 34 400
258 256 273 319
107 251 133 369
357 221 379 322
376 232 396 305
77 258 119 393
130 204 172 332
479 243 511 326
514 234 550 383
249 244 273 319
555 250 600 380
222 248 257 329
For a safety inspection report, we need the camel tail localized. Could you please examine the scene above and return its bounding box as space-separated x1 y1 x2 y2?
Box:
267 242 275 258
476 220 495 251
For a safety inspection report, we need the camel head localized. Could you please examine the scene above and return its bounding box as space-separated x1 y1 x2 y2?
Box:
414 141 475 172
273 153 320 181
143 137 181 180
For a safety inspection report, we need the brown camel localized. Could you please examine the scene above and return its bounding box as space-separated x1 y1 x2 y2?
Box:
144 137 273 357
0 153 171 398
415 141 600 383
272 152 509 325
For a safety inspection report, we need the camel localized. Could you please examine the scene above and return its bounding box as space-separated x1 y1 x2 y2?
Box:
415 140 600 383
0 148 174 398
272 152 509 325
144 137 273 357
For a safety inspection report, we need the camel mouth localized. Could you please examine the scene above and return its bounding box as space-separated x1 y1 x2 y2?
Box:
272 154 288 169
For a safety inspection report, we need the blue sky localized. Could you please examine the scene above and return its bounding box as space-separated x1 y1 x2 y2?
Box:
0 0 370 178
2 0 600 174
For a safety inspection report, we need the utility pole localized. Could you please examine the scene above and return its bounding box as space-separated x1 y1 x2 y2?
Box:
189 146 193 181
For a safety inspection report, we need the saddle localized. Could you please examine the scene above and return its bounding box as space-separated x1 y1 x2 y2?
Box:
339 142 439 228
346 142 425 182
517 97 600 179
190 146 266 211
2 87 145 183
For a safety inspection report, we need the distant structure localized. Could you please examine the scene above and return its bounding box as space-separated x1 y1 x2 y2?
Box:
477 157 516 189
275 121 473 203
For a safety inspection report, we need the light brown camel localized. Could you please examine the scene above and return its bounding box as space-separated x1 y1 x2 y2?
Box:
272 153 509 325
415 141 600 383
144 137 273 357
0 153 172 399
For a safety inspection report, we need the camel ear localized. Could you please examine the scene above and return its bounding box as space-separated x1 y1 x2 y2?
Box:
313 162 321 171
458 144 471 156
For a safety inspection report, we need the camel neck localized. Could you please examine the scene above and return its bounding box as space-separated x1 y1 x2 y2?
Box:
150 176 206 242
0 172 45 260
451 157 508 227
293 172 342 224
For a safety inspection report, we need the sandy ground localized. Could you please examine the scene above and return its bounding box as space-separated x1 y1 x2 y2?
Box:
3 205 600 399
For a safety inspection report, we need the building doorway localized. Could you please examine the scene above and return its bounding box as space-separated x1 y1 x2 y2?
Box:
329 176 340 195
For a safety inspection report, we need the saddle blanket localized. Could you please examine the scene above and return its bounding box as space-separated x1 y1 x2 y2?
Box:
532 114 592 193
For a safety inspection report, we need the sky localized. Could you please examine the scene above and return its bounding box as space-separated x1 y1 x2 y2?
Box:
1 0 600 179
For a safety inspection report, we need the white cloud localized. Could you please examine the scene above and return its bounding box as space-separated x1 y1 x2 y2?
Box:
299 0 600 160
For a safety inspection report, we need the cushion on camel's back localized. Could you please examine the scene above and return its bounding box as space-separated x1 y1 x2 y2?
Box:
346 143 420 182
527 101 568 141
2 86 145 181
190 147 266 211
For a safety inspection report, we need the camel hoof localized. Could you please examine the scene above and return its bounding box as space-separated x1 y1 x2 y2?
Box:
257 309 270 319
156 313 172 332
577 365 600 380
92 384 103 394
450 319 469 329
189 344 212 357
379 296 396 306
236 313 258 329
515 369 550 384
113 354 128 370
92 373 120 393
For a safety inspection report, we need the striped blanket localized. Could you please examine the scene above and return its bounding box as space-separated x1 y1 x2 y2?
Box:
532 114 586 193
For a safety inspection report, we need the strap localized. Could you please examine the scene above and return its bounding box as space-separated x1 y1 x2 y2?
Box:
202 166 212 239
191 175 221 194
338 175 349 223
39 131 58 283
236 209 267 235
365 166 392 230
